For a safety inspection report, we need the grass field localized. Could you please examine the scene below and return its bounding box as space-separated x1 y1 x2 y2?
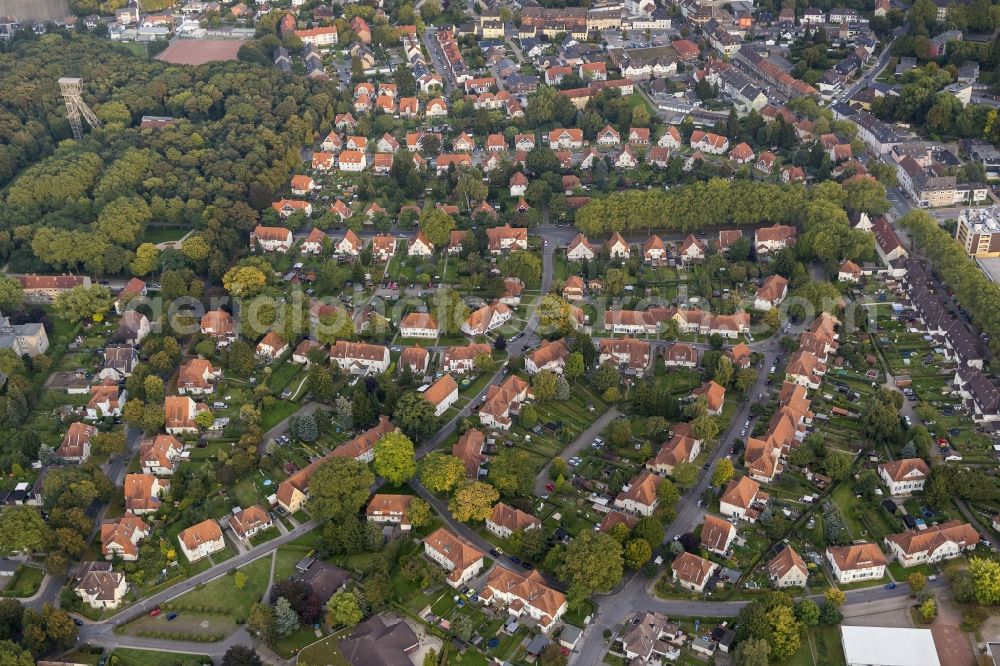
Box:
297 634 351 666
1 565 44 597
110 648 212 666
261 400 301 431
143 226 189 244
167 555 272 621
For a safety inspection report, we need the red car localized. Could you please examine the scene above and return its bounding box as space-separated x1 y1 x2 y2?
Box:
149 607 161 617
545 483 555 492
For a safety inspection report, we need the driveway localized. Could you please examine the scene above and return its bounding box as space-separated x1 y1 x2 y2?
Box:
532 407 620 495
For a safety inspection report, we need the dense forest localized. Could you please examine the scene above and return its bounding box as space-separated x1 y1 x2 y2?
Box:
0 34 336 279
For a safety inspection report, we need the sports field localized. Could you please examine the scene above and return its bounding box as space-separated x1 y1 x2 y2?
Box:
155 39 246 65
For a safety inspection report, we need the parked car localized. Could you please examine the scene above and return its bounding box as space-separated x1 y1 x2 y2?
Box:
166 612 179 621
883 583 897 591
149 607 161 617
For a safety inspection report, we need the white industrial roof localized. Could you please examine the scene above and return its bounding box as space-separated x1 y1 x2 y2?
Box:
841 626 940 666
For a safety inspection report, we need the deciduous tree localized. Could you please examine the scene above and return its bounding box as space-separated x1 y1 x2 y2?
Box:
308 458 376 521
419 453 466 494
449 481 499 522
326 590 364 628
373 432 417 485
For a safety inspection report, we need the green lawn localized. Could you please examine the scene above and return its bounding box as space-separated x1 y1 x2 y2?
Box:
261 400 301 431
273 624 325 658
297 634 350 666
110 648 212 666
811 625 846 666
268 358 303 394
274 545 310 582
143 226 189 244
166 556 272 622
1 565 44 597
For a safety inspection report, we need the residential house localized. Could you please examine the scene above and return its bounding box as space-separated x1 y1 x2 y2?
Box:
549 128 584 149
329 341 391 375
729 142 755 164
398 346 429 376
693 380 726 415
629 127 650 145
200 310 236 345
277 418 397 512
228 505 273 540
606 232 631 259
672 551 719 592
646 429 701 476
510 172 529 197
178 519 226 563
366 494 415 531
755 224 797 254
292 339 323 365
407 232 434 257
525 338 569 374
400 312 439 338
100 513 150 561
18 275 91 303
100 345 139 381
754 275 789 311
453 428 485 479
337 615 419 665
701 514 736 555
664 343 698 368
486 224 528 254
372 234 397 261
481 566 567 633
486 502 541 538
756 151 777 173
114 278 147 314
339 150 368 172
873 217 908 266
678 235 706 264
659 125 682 149
462 303 512 335
884 521 978 567
839 260 863 282
690 130 729 154
423 527 484 587
725 342 752 369
139 434 184 475
614 470 660 516
164 395 206 435
596 125 621 146
785 350 826 389
642 235 667 263
177 358 221 395
618 612 681 663
86 379 126 420
58 422 96 462
479 375 531 430
118 311 151 345
599 337 652 375
252 225 294 252
256 332 288 361
124 473 167 515
76 566 128 610
442 343 492 374
878 458 930 496
562 275 585 300
423 374 459 416
719 476 768 522
826 543 887 583
567 233 598 261
768 545 808 588
300 228 326 255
